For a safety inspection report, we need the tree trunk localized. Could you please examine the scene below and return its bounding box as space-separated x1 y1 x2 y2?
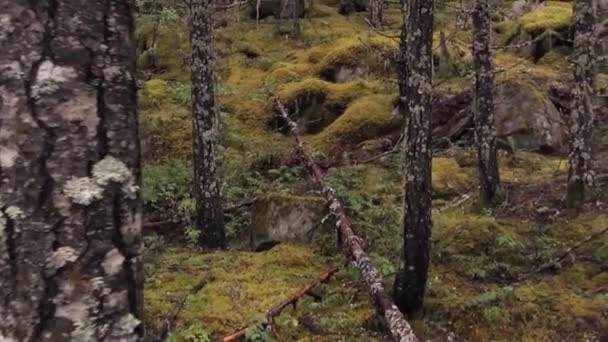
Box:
566 0 596 208
472 0 500 205
190 0 226 248
370 0 383 27
292 0 301 36
0 1 142 341
393 0 434 319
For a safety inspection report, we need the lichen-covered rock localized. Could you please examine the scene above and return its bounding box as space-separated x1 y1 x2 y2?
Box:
494 80 566 153
250 193 327 250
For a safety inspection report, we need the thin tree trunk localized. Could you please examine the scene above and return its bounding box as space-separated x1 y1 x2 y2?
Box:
0 1 142 341
275 98 418 342
393 0 434 319
370 0 383 27
190 0 226 248
566 0 596 208
472 0 500 205
292 0 301 36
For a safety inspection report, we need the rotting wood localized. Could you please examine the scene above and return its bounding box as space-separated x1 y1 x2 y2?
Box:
272 96 419 342
149 275 215 342
222 266 341 342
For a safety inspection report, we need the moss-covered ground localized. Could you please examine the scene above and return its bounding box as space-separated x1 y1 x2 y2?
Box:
139 2 607 341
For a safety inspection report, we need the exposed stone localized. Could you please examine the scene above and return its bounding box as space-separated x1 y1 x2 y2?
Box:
494 81 566 153
250 194 327 250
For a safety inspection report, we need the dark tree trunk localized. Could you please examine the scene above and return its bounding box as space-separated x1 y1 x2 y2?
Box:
0 1 142 341
370 0 383 27
190 0 226 248
566 0 596 208
292 0 301 36
392 0 434 319
472 0 500 205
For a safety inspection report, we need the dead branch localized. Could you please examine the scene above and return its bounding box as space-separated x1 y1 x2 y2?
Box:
533 226 608 273
149 275 215 342
222 266 341 342
273 96 418 342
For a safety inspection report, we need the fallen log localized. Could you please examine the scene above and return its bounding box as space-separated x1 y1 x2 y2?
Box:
149 275 215 342
273 96 418 342
222 266 341 342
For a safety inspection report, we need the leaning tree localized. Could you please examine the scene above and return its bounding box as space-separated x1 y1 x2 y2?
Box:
392 0 434 319
0 1 142 340
566 0 596 208
472 0 500 205
190 0 226 249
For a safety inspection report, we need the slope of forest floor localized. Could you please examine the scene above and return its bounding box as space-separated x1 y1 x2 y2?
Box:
139 1 608 341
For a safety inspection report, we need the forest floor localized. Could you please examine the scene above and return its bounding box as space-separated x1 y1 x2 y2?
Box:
139 1 608 341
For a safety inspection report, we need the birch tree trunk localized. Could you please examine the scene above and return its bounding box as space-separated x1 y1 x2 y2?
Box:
0 1 142 341
392 0 434 319
472 0 501 205
190 0 226 248
566 0 596 208
370 0 383 27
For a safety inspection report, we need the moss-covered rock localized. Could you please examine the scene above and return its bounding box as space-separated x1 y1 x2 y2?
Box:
317 36 397 81
275 78 381 134
308 94 399 153
519 1 573 34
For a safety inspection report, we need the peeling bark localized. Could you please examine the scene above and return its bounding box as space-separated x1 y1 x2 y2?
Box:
275 97 418 342
472 0 500 205
0 1 142 341
393 0 434 319
567 0 596 208
190 0 226 248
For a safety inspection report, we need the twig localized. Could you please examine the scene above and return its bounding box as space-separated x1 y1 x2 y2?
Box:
149 275 215 342
222 266 341 342
533 226 608 273
273 96 418 342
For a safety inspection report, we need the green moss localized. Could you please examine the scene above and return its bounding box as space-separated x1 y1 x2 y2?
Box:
500 152 567 183
431 158 474 198
519 1 573 34
537 50 569 70
265 62 314 84
309 95 398 153
316 36 397 78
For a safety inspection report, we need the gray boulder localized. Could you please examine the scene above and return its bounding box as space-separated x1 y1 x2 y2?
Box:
495 81 566 153
250 194 327 250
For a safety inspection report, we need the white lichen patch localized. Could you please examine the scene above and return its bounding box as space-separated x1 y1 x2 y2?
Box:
47 246 80 271
102 248 125 276
32 61 77 99
5 206 24 220
109 313 141 338
92 156 132 186
64 177 104 205
0 146 18 168
55 296 95 341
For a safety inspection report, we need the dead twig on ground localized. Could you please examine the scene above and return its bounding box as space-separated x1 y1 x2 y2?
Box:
222 266 341 342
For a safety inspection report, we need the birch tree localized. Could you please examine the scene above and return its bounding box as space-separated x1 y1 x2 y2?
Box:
392 0 434 319
190 0 226 248
566 0 596 208
0 1 142 340
472 0 500 205
370 0 383 27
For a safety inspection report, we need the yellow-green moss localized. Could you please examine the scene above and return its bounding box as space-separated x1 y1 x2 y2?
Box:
277 77 380 113
432 158 474 198
537 50 569 70
519 1 573 34
309 94 398 152
500 152 567 183
317 36 397 77
265 62 314 84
